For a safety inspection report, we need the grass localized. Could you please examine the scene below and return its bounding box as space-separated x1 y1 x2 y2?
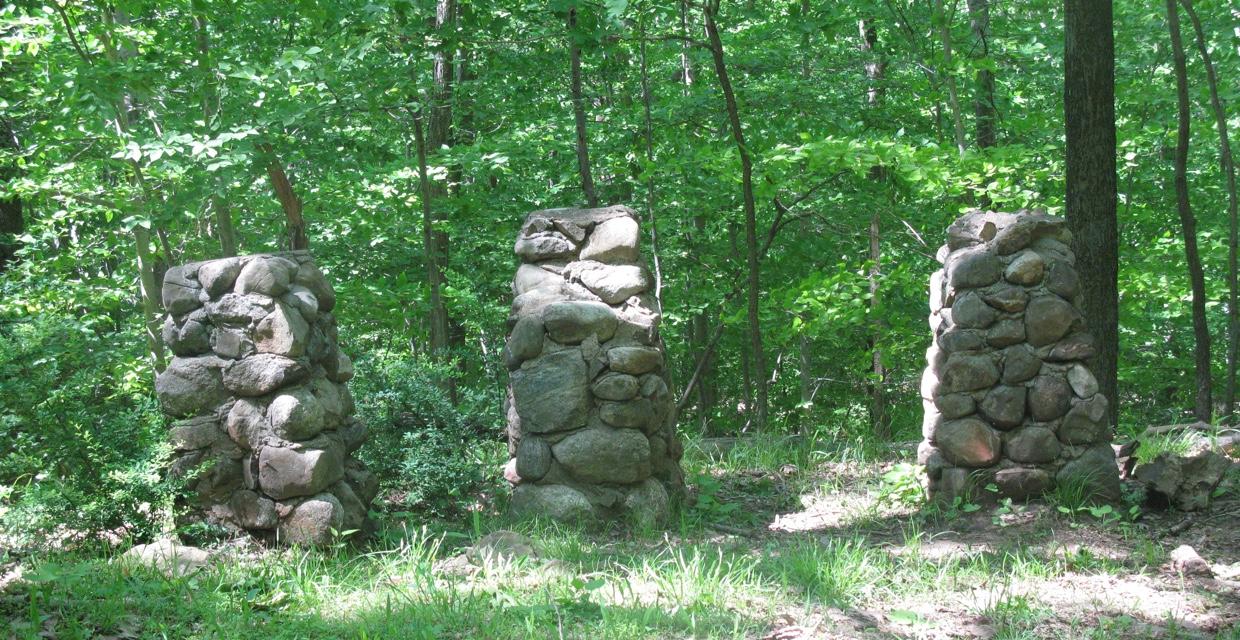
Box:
2 432 1236 639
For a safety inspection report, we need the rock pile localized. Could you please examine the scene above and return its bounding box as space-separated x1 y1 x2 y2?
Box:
920 210 1120 503
155 251 376 544
503 205 684 525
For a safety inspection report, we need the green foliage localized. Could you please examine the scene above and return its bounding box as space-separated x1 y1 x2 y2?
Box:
351 351 503 517
876 462 927 510
0 313 176 545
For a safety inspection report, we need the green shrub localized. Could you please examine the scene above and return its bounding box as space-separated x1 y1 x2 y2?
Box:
352 350 503 517
0 313 177 546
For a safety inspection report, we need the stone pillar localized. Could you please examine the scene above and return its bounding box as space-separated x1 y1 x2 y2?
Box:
155 251 376 544
503 205 684 525
920 210 1120 503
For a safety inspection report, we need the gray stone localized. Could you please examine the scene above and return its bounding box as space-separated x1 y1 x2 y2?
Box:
1169 545 1213 577
543 301 618 344
624 478 670 528
323 349 354 383
166 314 211 357
282 285 319 323
516 437 552 481
337 418 368 453
211 327 254 359
156 356 229 417
223 353 307 396
599 398 655 430
607 346 663 375
1058 395 1109 445
511 483 594 523
947 245 1002 288
935 418 1002 467
940 353 1000 393
552 427 651 484
510 349 590 434
1056 444 1121 503
226 398 268 449
511 281 601 322
230 490 278 529
946 211 1001 250
258 443 345 500
1005 427 1060 463
198 257 242 297
268 387 327 441
205 293 272 326
1135 450 1230 511
162 266 203 317
330 480 367 532
1001 345 1042 384
1003 250 1045 285
1025 296 1076 347
293 262 336 312
554 218 587 243
981 285 1029 312
122 539 211 577
994 468 1051 500
513 264 562 296
592 372 640 401
979 385 1026 429
278 493 343 545
345 462 379 505
255 302 309 357
933 467 974 503
1044 260 1080 299
986 319 1026 348
938 328 985 353
1027 375 1072 421
934 393 976 419
1067 364 1101 400
1047 333 1097 362
506 315 545 368
235 258 292 297
515 232 577 262
569 261 649 304
1032 237 1074 263
579 215 640 264
169 416 224 451
952 292 997 329
992 209 1066 255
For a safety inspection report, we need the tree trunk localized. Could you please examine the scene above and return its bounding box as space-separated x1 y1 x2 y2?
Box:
1064 0 1119 429
1166 0 1212 422
192 0 236 257
0 117 22 272
704 2 768 431
860 18 891 439
1180 0 1238 423
424 0 455 365
259 144 308 250
568 7 599 207
966 0 996 149
934 0 967 155
638 7 662 310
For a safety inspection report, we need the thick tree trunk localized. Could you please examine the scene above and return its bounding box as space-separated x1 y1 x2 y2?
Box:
1064 0 1119 429
934 0 967 155
1166 0 1212 422
192 1 236 257
966 0 996 149
568 7 599 207
424 0 455 363
704 2 768 431
1180 0 1238 423
259 144 308 250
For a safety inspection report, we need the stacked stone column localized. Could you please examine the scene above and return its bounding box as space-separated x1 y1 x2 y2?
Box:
920 210 1120 503
155 251 376 544
503 205 684 525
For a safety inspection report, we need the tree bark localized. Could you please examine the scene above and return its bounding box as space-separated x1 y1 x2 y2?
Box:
0 117 22 272
413 109 449 367
259 144 308 250
966 0 996 149
704 1 768 431
1180 0 1238 423
568 6 599 207
860 18 891 439
192 0 236 257
1166 0 1212 422
934 0 967 155
424 0 455 363
1064 0 1119 429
